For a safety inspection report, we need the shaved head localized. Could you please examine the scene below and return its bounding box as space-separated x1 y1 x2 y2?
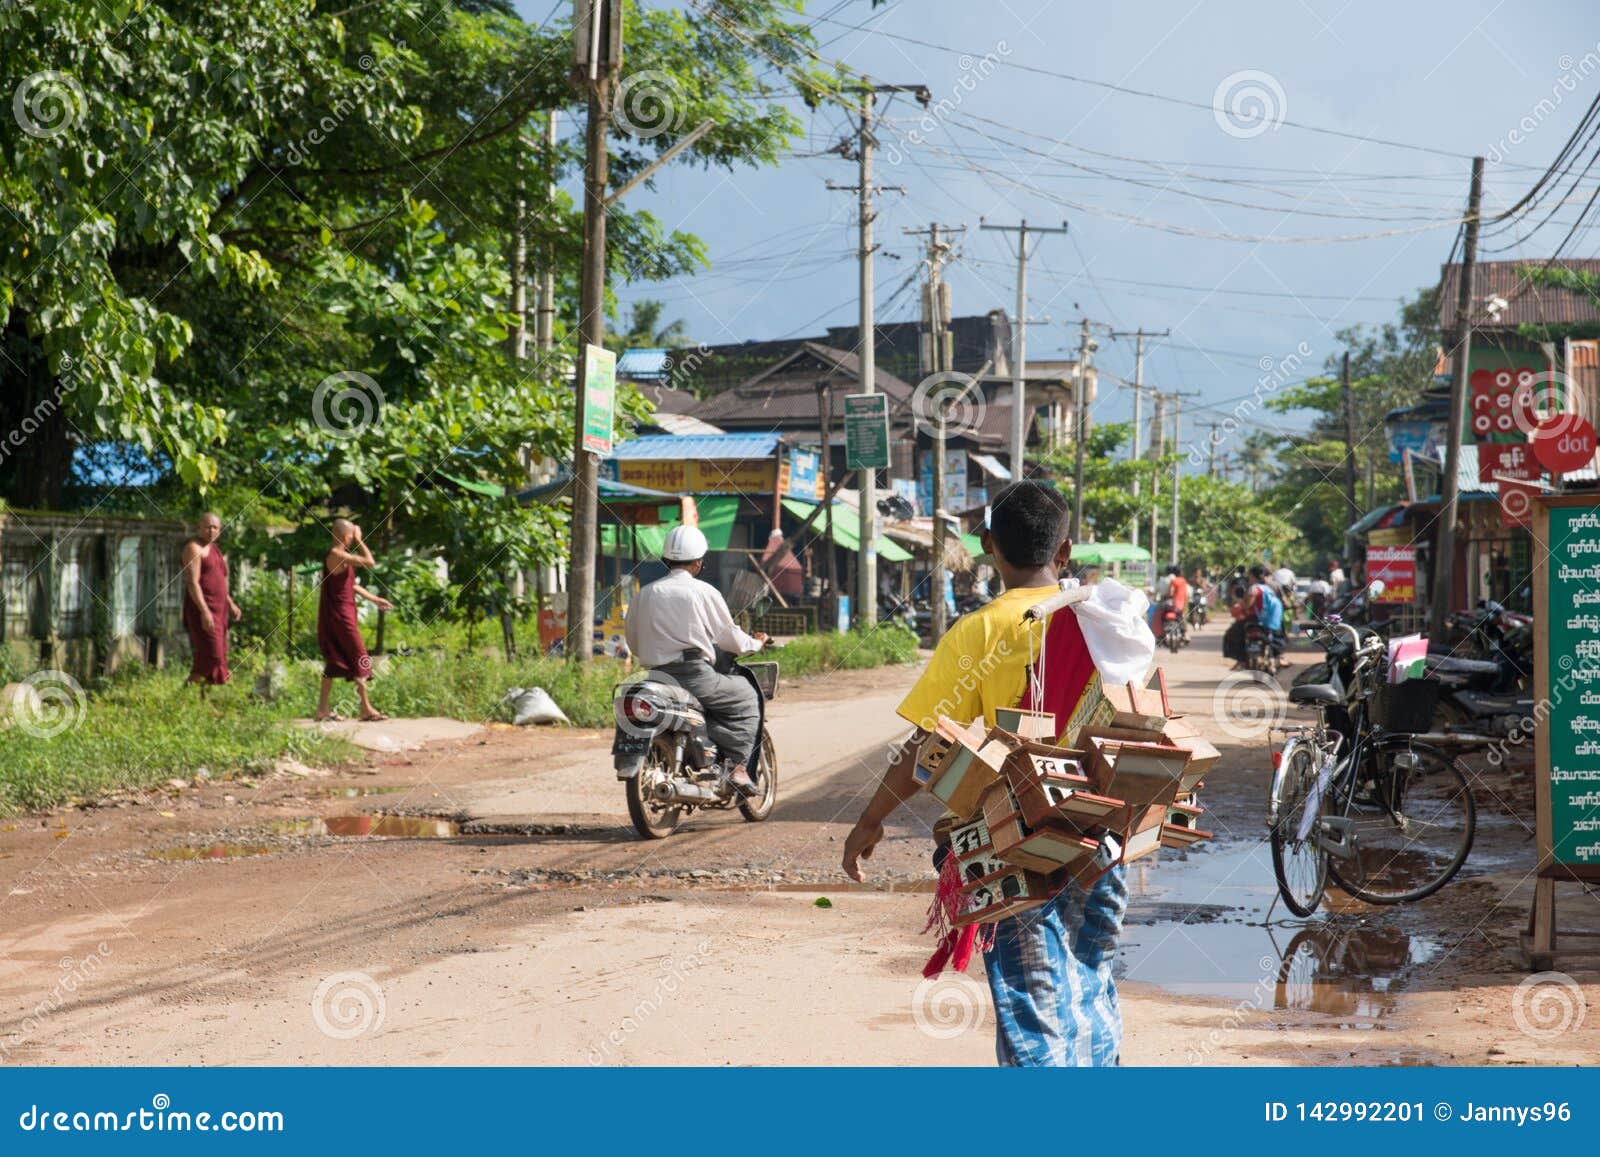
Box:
195 511 222 544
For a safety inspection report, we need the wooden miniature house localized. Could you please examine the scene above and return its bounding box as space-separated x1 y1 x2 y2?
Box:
994 706 1058 741
957 864 1054 925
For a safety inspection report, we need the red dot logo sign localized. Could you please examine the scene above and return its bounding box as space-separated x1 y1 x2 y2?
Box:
1531 415 1597 476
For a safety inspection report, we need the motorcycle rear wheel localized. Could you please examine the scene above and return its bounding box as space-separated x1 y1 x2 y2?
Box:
626 741 683 839
739 728 778 822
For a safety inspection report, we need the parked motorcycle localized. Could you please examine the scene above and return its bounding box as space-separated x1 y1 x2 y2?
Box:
611 651 779 839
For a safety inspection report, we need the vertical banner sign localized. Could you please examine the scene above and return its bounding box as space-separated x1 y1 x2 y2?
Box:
843 393 890 471
581 344 616 454
1365 536 1416 602
1527 493 1600 968
1536 495 1600 871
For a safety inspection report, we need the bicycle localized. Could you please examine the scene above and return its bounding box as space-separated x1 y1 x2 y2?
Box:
1267 615 1476 917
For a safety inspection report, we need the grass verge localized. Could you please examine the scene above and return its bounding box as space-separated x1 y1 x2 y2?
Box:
0 625 918 816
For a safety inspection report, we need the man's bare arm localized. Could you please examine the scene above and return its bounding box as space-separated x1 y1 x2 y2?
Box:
841 729 926 882
181 543 212 628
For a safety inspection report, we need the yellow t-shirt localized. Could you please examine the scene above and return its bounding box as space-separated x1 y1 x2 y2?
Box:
896 585 1060 732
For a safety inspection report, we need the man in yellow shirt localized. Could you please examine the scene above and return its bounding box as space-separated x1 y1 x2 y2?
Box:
842 480 1128 1066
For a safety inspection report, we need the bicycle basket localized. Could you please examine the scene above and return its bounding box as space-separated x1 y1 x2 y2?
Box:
1371 679 1439 733
742 661 780 701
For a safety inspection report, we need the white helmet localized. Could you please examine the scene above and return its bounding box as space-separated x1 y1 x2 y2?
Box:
661 524 709 562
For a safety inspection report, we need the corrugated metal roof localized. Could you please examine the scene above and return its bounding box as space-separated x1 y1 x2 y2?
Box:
617 348 673 379
650 411 725 437
1438 260 1600 330
606 433 783 461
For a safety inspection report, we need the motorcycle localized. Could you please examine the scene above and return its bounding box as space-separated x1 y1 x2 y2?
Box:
611 651 779 839
1186 594 1208 631
1159 602 1187 653
1244 620 1281 674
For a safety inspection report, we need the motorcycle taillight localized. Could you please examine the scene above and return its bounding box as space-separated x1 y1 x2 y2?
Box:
620 694 659 723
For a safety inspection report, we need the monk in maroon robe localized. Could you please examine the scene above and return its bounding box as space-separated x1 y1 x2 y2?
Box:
314 518 394 722
181 512 240 693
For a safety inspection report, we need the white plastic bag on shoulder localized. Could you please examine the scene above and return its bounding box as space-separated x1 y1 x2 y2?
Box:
1069 578 1155 687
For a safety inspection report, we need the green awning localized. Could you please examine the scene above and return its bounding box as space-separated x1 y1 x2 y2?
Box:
1070 542 1150 565
600 495 739 559
440 471 507 498
961 533 985 559
780 498 913 562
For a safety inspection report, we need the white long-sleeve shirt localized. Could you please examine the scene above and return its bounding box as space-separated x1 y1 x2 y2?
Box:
624 567 761 666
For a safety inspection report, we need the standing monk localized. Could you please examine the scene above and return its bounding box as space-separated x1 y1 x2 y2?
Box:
181 512 240 693
314 519 394 722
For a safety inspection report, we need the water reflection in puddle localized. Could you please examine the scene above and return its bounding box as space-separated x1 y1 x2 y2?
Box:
149 844 276 862
278 814 460 838
1116 840 1439 1025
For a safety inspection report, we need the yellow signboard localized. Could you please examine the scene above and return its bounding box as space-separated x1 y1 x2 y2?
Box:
614 458 777 495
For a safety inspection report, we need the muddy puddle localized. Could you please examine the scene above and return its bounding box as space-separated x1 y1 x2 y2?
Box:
1118 840 1440 1026
276 814 460 838
149 843 277 862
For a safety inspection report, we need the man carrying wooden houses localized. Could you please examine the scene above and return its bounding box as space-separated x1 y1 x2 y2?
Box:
841 480 1128 1067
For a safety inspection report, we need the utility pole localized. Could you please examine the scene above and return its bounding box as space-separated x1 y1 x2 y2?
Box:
830 81 927 630
535 110 559 356
1168 395 1183 568
1340 349 1358 561
1148 392 1166 565
563 0 621 665
981 219 1069 477
818 382 838 619
906 222 963 644
1070 317 1095 541
1110 329 1167 548
1429 156 1484 640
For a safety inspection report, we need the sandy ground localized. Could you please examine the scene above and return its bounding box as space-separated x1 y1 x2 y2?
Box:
1 639 1597 1067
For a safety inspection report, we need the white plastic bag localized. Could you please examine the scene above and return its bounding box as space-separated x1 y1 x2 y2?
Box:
1068 578 1155 687
502 686 570 726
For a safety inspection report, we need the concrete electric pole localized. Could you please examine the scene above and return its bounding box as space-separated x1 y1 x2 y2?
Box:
1110 328 1167 548
980 219 1068 479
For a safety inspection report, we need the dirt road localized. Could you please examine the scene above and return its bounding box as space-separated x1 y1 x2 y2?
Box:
1 641 1594 1066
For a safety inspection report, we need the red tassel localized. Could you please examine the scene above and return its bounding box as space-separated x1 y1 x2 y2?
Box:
920 856 994 976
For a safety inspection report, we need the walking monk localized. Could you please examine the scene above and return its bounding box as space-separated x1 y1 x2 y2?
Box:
180 512 240 693
314 519 394 722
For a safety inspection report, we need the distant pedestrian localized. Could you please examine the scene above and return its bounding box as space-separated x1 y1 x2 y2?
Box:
758 529 803 601
314 519 393 723
180 512 240 694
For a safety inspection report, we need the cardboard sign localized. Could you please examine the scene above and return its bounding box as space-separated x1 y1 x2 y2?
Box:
843 393 890 470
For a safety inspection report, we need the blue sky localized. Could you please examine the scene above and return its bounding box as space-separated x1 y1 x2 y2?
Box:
519 1 1600 443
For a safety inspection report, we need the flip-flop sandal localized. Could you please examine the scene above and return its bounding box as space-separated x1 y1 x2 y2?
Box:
314 712 347 723
360 712 390 722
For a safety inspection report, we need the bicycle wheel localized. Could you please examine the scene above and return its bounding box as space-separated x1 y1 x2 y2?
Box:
1269 738 1330 917
1328 738 1475 904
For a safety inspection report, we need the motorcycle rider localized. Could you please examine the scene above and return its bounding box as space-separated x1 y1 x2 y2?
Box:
623 526 769 796
1157 564 1189 640
1248 563 1288 666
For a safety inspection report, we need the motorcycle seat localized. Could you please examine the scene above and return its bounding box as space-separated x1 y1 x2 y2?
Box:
634 676 700 711
1288 683 1342 706
1426 655 1501 677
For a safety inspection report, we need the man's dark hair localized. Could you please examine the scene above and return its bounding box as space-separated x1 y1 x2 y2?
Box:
986 481 1069 568
1167 564 1181 576
1248 564 1268 580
